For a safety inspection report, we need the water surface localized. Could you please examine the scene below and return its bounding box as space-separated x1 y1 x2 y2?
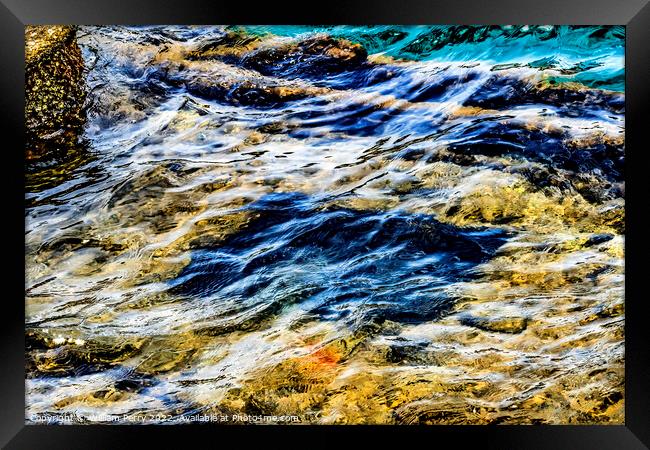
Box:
25 25 624 424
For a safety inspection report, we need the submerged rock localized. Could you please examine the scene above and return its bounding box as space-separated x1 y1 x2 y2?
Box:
459 314 528 334
241 35 368 78
185 29 263 62
463 75 624 114
185 32 378 89
25 25 86 161
167 192 511 329
25 328 146 377
150 57 328 108
142 32 374 108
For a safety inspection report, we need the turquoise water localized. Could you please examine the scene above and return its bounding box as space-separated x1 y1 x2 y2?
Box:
242 25 624 91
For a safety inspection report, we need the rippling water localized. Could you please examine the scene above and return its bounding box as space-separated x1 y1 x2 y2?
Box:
25 25 625 424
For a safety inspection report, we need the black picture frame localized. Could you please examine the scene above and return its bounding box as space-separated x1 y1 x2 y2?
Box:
2 0 649 448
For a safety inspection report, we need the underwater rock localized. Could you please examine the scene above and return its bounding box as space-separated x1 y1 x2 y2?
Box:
25 25 86 160
511 164 623 204
150 57 327 108
185 31 385 90
446 120 624 184
463 75 624 114
459 314 528 334
146 33 372 108
185 29 263 62
138 32 386 104
168 193 511 330
241 35 367 77
25 328 146 377
427 148 477 166
583 233 614 247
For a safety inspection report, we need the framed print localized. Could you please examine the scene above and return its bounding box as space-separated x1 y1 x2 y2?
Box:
2 0 649 448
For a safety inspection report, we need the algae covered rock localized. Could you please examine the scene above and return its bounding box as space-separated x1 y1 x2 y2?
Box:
25 25 86 160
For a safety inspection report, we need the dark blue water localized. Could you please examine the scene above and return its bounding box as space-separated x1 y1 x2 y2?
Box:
169 192 511 331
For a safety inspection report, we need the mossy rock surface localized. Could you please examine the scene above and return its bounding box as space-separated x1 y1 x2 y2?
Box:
25 25 86 160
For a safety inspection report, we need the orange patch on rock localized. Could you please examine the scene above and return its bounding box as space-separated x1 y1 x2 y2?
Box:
310 345 343 367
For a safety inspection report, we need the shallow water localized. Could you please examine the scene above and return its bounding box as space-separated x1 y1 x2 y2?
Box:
25 25 624 424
